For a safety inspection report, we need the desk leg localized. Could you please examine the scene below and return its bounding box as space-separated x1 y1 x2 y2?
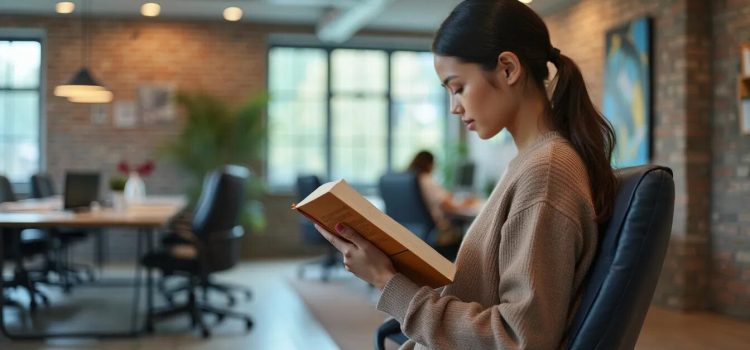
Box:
144 229 154 333
0 230 7 338
130 229 143 335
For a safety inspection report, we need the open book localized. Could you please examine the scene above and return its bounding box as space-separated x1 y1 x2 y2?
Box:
291 179 456 288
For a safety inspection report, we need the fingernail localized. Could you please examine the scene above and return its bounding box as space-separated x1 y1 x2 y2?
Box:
335 223 345 232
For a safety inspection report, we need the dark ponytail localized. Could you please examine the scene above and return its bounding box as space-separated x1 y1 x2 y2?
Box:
550 55 617 223
434 0 617 223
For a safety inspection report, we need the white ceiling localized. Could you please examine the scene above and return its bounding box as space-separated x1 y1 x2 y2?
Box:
0 0 578 38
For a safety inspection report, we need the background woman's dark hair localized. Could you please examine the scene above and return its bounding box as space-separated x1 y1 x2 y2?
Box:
408 151 435 175
433 0 617 223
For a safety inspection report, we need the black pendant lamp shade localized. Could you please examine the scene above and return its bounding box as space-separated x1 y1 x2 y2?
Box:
54 67 113 103
53 0 113 104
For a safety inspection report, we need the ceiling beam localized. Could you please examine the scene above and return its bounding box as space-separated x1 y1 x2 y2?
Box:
316 0 395 43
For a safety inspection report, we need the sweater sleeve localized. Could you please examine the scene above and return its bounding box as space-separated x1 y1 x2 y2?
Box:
377 201 584 349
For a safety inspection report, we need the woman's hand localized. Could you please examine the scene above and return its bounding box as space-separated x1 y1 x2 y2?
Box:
315 223 396 290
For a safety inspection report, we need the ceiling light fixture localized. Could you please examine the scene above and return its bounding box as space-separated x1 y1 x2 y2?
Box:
223 7 243 22
141 2 161 17
519 0 533 4
54 0 113 104
56 1 75 14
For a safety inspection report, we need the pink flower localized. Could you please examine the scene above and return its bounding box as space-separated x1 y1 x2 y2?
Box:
117 161 130 175
136 160 155 176
117 160 155 176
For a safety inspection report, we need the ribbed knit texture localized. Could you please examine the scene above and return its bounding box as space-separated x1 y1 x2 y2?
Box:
377 132 598 350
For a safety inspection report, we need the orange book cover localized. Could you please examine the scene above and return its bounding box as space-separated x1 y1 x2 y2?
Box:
292 179 455 288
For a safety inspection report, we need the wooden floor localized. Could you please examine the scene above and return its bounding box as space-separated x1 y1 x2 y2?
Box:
1 259 749 349
637 306 750 349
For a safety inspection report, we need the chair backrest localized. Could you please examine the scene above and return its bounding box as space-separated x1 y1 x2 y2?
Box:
296 175 324 244
566 165 675 350
0 175 16 203
31 173 56 198
378 172 435 242
191 165 249 272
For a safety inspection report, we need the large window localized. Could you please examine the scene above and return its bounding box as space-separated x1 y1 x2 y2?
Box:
267 46 447 189
0 39 42 183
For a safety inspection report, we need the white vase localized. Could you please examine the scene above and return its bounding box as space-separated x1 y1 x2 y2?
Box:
124 171 146 203
112 191 127 211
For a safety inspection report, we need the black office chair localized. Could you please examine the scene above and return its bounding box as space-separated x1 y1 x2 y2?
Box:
378 172 459 261
0 175 51 310
295 175 342 281
29 173 95 290
375 165 675 350
142 165 254 338
156 212 253 307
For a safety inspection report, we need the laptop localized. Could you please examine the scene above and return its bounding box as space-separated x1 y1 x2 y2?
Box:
64 172 100 211
454 162 475 192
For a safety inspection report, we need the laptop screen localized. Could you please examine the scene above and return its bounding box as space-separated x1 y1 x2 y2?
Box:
64 172 100 210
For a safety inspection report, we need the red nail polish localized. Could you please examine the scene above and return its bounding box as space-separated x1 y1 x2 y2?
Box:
335 223 344 232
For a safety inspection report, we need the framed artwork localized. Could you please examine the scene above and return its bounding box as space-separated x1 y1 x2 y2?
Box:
113 100 137 129
740 44 750 78
602 17 652 167
138 83 176 124
740 44 750 135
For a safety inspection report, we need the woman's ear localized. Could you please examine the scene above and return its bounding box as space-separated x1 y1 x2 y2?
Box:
496 51 521 86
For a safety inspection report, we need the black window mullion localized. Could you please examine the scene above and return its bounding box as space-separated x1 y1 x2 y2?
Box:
386 50 393 174
325 48 333 182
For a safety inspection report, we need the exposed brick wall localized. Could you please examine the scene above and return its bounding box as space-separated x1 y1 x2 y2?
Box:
544 0 714 312
710 0 750 319
0 16 271 195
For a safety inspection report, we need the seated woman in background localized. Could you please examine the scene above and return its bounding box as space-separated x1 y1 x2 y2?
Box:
407 150 477 246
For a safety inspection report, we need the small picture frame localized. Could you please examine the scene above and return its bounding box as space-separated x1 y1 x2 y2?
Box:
742 98 750 135
742 44 750 78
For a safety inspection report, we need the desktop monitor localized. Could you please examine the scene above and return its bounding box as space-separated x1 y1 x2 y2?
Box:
64 172 100 211
454 162 475 190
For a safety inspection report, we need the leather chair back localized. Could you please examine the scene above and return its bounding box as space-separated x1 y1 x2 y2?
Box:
0 175 17 203
31 174 56 198
192 165 249 272
378 172 435 243
566 165 675 349
296 175 325 244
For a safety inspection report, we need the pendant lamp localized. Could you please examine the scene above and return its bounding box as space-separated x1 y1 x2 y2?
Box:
54 0 112 103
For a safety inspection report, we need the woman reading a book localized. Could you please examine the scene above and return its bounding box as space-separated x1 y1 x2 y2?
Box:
316 0 617 348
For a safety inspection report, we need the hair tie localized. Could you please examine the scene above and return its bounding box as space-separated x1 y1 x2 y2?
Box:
549 47 561 64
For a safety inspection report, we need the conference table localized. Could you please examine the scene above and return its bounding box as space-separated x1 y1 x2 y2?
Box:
0 196 186 339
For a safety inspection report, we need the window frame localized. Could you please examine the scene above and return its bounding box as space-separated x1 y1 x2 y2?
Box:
265 40 450 194
0 28 46 194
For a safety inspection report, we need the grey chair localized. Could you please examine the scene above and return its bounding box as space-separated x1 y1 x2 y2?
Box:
376 165 675 350
378 172 459 261
142 165 254 338
295 175 341 281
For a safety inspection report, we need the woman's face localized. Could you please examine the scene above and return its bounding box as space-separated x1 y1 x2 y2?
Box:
434 54 521 140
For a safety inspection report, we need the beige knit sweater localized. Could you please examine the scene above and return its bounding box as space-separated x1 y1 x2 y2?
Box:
377 132 598 349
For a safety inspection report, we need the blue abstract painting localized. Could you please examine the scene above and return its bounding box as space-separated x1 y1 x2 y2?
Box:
603 17 651 167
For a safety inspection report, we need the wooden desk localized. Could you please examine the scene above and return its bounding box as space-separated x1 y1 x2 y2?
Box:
0 196 186 339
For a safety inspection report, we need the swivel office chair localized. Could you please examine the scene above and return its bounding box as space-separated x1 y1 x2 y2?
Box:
142 165 254 338
378 172 459 261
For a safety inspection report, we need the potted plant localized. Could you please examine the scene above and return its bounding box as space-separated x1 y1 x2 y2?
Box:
109 176 127 211
161 91 267 231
